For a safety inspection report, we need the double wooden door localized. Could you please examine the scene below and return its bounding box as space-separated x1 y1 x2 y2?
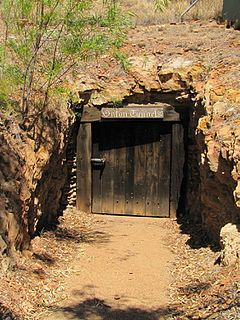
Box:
91 122 172 217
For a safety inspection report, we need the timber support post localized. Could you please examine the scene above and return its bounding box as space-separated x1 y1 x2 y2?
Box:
76 123 92 212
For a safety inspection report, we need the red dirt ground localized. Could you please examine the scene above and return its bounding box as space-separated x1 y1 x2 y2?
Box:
43 214 174 320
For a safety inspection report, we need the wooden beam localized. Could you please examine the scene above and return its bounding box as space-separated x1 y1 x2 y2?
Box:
163 109 180 121
80 106 101 122
76 123 92 212
101 107 164 119
170 124 185 218
80 104 180 122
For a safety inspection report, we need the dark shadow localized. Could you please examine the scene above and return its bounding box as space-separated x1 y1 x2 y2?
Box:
175 98 239 252
33 252 56 266
50 298 182 320
180 281 211 295
92 121 172 151
0 302 19 320
47 288 240 320
178 140 239 252
123 91 194 108
20 108 79 238
54 227 111 245
177 215 216 250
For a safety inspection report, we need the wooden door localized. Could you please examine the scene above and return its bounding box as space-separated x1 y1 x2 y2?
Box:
92 122 172 217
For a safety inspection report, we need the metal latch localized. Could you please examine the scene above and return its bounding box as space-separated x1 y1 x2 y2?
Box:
91 158 105 166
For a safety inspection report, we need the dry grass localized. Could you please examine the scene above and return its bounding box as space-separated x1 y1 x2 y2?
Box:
100 0 224 25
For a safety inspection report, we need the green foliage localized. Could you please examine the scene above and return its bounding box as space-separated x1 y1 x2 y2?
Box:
154 0 171 12
113 50 130 71
110 98 122 107
0 0 129 116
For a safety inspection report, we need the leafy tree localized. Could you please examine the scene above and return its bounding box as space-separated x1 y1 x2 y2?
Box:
0 0 130 118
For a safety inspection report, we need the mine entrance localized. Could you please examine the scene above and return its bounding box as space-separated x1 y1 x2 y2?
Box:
92 122 171 217
77 104 185 218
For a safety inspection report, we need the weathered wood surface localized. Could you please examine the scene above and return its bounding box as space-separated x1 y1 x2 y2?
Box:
81 106 101 122
76 123 92 212
101 108 164 119
91 122 172 217
81 105 180 122
157 125 172 215
133 124 146 215
91 124 101 213
170 123 185 218
101 124 114 214
113 125 126 214
163 109 180 121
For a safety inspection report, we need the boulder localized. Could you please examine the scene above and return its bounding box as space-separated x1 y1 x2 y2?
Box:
220 223 240 266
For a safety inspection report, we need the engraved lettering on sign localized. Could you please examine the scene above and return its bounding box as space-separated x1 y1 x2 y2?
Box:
101 108 164 119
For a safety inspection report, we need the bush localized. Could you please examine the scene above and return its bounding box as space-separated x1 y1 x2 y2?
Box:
0 0 129 117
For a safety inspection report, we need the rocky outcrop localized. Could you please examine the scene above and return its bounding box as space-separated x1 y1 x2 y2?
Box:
0 104 73 267
196 99 240 241
220 223 240 266
69 22 240 244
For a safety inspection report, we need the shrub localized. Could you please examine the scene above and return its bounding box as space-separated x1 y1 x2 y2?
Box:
0 0 129 117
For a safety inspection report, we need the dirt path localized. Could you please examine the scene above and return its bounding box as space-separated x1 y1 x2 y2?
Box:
45 214 173 320
1 209 239 320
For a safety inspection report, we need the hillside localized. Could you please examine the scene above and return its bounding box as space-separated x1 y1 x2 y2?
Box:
0 1 239 319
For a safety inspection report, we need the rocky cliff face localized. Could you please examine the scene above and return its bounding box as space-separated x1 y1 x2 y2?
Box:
0 105 73 266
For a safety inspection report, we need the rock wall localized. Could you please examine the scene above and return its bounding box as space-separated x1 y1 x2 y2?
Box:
0 104 73 265
59 122 79 212
68 22 240 243
196 96 240 241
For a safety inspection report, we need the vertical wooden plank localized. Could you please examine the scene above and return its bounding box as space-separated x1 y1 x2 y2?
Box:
170 123 185 218
101 123 114 213
125 123 135 214
133 123 147 215
145 125 154 216
91 123 102 213
148 123 160 216
76 123 92 213
157 125 171 217
113 123 126 214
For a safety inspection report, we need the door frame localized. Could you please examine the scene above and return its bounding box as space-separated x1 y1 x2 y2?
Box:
76 105 184 218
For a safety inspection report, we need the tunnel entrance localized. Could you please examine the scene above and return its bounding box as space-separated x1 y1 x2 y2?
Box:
76 103 186 218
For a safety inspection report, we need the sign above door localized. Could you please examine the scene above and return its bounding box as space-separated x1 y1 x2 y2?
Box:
101 107 164 119
80 103 180 122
